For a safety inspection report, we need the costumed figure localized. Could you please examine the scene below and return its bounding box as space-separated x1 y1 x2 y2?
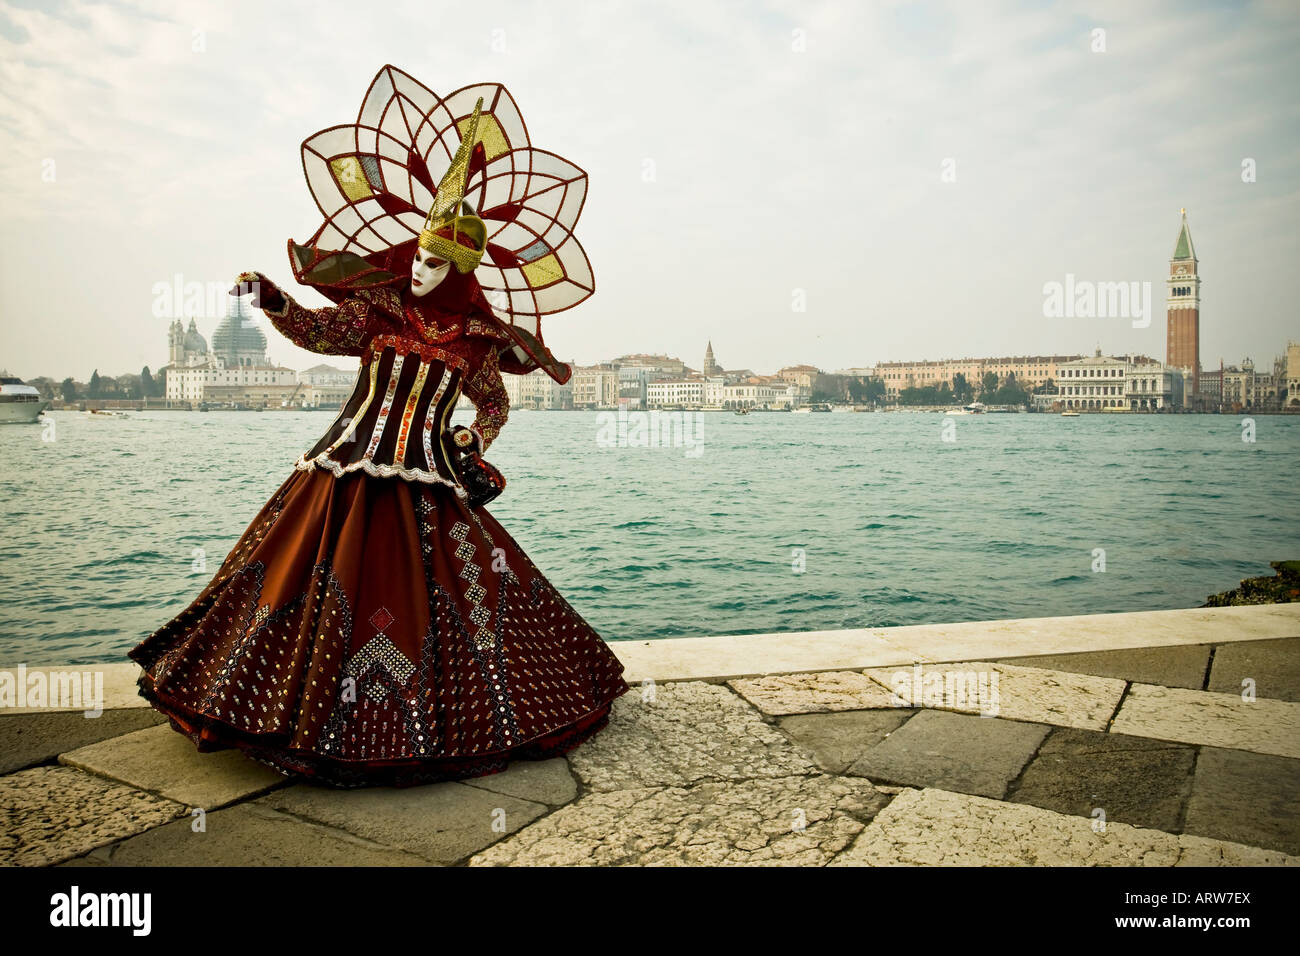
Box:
128 66 629 787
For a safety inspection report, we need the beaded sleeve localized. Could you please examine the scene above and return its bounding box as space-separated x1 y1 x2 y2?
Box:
461 343 510 451
252 271 389 357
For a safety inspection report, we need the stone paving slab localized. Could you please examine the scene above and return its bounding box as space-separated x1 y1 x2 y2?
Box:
1183 746 1300 856
0 708 165 775
1110 683 1300 758
1007 728 1196 833
728 670 900 715
0 765 187 866
58 802 433 866
59 723 288 809
877 605 1300 665
257 779 550 865
610 605 1300 683
862 661 1125 730
993 645 1211 690
777 710 916 774
613 630 914 685
846 710 1050 799
458 757 579 807
566 682 817 793
0 662 148 714
1206 637 1300 702
830 787 1300 866
468 774 889 866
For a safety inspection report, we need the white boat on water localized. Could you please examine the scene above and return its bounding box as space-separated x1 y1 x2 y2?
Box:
947 402 986 415
0 376 49 423
1061 410 1080 417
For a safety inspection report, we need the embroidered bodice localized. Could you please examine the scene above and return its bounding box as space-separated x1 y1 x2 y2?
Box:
252 276 511 494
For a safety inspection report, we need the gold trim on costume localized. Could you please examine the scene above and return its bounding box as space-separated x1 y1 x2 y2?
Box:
365 354 406 459
325 356 380 454
393 359 431 465
421 368 453 479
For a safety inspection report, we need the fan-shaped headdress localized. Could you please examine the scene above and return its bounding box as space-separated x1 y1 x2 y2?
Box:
286 65 594 383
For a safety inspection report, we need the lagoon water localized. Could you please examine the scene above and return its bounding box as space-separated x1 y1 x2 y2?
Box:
1 407 1297 665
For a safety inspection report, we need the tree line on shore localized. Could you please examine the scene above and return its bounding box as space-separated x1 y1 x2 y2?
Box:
17 367 167 402
812 371 1038 407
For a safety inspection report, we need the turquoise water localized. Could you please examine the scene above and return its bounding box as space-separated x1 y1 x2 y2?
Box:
1 408 1297 665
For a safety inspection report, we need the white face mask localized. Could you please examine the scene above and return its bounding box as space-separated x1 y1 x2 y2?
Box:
410 248 451 297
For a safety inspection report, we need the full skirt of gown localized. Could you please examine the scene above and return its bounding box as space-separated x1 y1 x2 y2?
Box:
128 466 631 788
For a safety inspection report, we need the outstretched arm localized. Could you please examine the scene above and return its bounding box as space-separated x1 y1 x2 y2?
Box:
460 341 510 452
233 271 387 357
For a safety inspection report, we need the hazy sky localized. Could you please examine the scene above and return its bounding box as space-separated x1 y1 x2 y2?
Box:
2 0 1297 381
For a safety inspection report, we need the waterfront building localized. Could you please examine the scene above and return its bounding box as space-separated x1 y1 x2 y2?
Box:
1056 351 1128 410
502 365 574 410
873 354 1081 400
301 383 354 408
720 382 788 409
616 366 649 409
613 353 687 377
165 362 299 403
1199 367 1223 407
647 379 705 406
1167 209 1201 397
571 365 621 408
1123 356 1184 410
299 363 357 387
1220 359 1282 411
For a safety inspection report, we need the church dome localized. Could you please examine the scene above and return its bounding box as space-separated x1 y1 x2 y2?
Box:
183 318 208 354
211 296 268 363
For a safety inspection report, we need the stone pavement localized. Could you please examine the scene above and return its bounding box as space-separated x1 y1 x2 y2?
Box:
2 606 1298 866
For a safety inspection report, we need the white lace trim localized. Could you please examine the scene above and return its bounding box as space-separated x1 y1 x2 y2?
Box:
294 452 468 497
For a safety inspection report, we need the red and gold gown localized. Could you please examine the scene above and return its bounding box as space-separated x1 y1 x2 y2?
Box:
128 273 630 788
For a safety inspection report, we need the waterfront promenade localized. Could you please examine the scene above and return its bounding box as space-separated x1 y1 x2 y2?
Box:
2 604 1297 866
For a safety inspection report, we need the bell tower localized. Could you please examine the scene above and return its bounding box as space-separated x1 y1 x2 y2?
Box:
1166 209 1201 397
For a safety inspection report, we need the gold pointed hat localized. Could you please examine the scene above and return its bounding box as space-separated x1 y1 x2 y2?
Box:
418 96 488 273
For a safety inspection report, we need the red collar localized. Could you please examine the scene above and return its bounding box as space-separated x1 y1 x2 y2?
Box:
402 287 464 344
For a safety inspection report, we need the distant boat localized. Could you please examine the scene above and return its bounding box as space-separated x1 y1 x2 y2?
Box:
1061 410 1080 417
734 407 750 415
794 402 831 413
84 408 129 418
965 402 987 414
0 377 48 423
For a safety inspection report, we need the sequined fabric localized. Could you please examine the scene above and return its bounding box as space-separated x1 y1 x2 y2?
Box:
128 467 630 788
293 335 470 489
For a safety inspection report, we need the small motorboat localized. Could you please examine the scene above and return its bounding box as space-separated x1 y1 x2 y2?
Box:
1061 410 1080 417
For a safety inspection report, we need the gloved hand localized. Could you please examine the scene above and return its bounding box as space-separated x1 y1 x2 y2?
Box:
446 424 484 455
229 271 285 312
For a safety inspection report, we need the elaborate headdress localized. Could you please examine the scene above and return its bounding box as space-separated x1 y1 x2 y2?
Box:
415 96 487 273
286 66 594 383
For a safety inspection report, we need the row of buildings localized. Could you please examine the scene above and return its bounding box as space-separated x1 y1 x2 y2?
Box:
163 298 358 408
155 212 1297 413
504 343 812 411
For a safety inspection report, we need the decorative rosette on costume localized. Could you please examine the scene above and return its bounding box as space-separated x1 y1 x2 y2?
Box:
284 65 593 384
